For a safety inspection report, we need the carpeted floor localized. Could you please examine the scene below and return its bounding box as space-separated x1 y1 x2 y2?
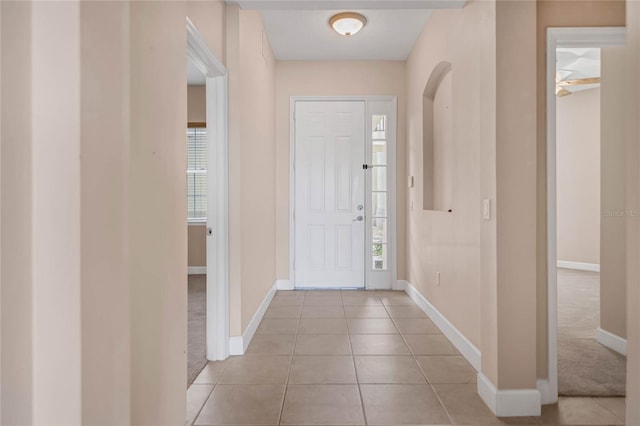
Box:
557 268 626 396
188 275 207 385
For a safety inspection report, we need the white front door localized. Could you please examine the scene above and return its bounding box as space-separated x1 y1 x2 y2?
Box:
294 101 366 288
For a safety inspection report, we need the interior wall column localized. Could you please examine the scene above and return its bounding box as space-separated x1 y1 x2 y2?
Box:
480 0 539 416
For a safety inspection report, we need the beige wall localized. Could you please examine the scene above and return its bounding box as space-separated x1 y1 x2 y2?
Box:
535 0 626 379
275 61 407 281
188 224 207 267
187 1 226 65
1 2 33 423
80 2 131 423
406 7 482 351
227 6 277 335
0 0 236 423
187 85 207 268
188 85 206 123
601 48 627 340
129 2 188 423
494 0 539 390
625 4 640 423
31 2 83 422
408 0 538 391
556 88 601 265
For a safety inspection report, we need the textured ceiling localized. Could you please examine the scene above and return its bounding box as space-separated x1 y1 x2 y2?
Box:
261 9 433 60
556 47 601 94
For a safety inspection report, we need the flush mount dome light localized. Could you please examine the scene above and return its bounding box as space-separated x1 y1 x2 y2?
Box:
329 12 367 37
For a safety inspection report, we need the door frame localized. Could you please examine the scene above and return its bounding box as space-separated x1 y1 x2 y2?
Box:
544 26 626 404
289 96 398 290
187 18 229 361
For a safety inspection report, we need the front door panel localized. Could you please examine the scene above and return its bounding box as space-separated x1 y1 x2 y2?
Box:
294 101 365 288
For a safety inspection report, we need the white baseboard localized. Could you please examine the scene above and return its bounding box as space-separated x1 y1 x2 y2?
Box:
229 336 243 356
536 379 557 405
596 327 627 356
188 266 207 275
403 281 481 371
276 279 293 290
557 260 600 272
393 280 408 291
478 373 541 417
228 280 278 356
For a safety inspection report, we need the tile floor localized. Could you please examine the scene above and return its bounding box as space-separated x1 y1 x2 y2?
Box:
187 290 626 426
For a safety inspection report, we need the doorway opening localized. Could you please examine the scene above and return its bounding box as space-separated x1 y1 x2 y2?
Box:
290 97 397 290
546 27 627 404
185 17 230 388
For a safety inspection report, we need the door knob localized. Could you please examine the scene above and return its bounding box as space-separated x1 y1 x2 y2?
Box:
353 215 364 222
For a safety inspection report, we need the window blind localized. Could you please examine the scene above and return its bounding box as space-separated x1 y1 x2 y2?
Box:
187 127 207 221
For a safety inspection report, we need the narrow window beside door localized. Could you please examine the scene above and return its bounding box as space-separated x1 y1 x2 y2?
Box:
187 125 207 222
371 115 388 270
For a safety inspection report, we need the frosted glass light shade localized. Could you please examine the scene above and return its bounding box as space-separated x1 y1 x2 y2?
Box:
329 12 367 37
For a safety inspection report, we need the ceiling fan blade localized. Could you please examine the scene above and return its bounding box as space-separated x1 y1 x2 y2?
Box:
556 87 572 97
557 77 601 87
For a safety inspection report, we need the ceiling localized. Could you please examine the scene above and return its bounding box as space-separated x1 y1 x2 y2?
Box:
261 9 433 60
230 1 466 10
556 47 600 94
229 0 465 61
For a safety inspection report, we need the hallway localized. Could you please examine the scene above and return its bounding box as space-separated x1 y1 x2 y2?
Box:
186 290 626 425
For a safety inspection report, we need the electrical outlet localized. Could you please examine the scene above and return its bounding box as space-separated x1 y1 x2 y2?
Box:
436 272 441 286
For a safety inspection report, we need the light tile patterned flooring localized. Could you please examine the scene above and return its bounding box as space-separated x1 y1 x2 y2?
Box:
187 290 626 426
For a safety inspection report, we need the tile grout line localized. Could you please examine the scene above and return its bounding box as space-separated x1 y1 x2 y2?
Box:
590 396 627 425
276 290 304 426
383 298 457 426
344 291 370 426
189 383 217 426
191 357 229 426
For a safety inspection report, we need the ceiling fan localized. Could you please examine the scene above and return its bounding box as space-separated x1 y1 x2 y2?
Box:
556 71 601 97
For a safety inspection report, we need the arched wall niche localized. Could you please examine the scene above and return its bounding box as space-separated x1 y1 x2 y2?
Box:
423 61 453 212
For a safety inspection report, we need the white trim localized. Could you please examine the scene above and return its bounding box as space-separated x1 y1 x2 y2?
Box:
228 281 278 355
393 279 408 291
188 266 207 275
403 281 481 371
596 327 628 356
187 18 226 78
276 279 293 290
229 337 244 356
536 379 555 405
187 18 230 362
478 373 542 417
289 96 398 290
546 26 626 405
557 260 600 272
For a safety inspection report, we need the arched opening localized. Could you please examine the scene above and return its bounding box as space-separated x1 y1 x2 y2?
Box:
423 61 453 211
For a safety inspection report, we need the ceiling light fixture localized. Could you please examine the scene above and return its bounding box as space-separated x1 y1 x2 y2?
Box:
329 12 367 37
